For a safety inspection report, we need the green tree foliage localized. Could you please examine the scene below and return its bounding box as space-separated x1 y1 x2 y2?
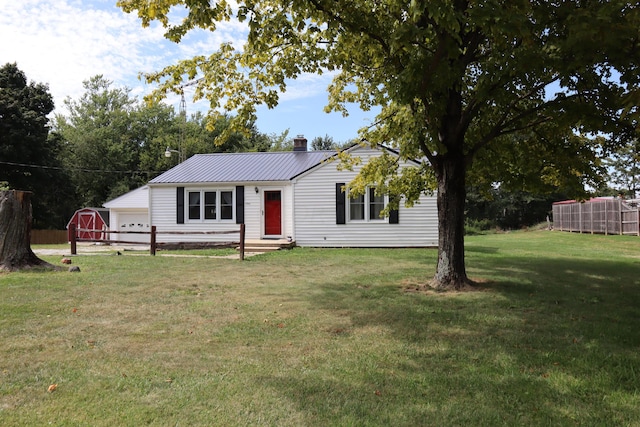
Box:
186 112 272 155
132 101 181 173
311 134 336 151
0 63 75 229
604 139 640 199
465 131 606 231
55 76 146 207
55 76 279 208
122 1 640 288
265 129 292 151
465 186 565 232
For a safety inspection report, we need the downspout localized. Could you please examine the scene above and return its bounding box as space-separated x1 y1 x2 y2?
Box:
290 178 296 242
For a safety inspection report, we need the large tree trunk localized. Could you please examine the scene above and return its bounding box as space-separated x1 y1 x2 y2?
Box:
431 154 473 291
0 190 57 271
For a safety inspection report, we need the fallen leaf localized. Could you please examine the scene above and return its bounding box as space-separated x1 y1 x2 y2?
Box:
374 390 382 396
47 384 57 393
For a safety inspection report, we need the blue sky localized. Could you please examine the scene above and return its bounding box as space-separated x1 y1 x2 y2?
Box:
0 0 377 143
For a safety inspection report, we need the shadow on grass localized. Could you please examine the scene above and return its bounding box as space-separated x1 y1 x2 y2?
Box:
261 250 640 425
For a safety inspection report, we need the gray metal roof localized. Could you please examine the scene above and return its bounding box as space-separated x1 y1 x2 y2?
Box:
149 151 336 184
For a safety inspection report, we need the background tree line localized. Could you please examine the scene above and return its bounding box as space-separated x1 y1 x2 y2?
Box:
0 63 354 229
0 62 635 231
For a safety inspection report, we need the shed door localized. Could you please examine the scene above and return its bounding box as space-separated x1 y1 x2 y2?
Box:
264 191 282 236
78 212 97 240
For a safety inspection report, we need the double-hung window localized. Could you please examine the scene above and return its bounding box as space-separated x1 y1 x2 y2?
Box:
349 187 386 222
369 188 385 220
220 191 233 219
349 193 365 221
188 191 202 220
187 189 234 221
204 191 217 219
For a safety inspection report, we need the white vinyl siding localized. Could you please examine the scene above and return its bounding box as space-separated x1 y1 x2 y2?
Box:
148 183 290 243
103 186 149 209
293 146 438 247
146 145 437 247
149 185 246 243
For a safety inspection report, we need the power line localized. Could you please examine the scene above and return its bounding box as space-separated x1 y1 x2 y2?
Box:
0 160 157 175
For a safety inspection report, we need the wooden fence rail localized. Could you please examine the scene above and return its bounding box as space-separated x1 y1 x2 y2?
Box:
68 224 246 260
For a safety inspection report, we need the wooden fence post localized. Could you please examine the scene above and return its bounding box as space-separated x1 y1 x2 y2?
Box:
604 201 608 235
70 223 77 255
239 224 245 261
579 202 583 233
619 199 623 235
150 226 156 256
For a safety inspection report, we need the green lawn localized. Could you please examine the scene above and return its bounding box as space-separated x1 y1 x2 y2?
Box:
2 231 639 426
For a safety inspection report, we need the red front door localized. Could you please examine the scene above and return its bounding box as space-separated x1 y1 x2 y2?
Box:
264 191 282 236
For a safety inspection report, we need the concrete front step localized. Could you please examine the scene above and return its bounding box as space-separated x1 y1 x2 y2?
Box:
243 247 283 253
238 239 296 253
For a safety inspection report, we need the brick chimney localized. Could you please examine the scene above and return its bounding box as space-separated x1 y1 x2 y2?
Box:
293 135 307 152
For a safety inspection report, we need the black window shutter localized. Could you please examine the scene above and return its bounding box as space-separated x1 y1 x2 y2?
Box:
389 207 399 224
235 185 245 224
389 194 399 224
336 183 346 224
176 187 185 224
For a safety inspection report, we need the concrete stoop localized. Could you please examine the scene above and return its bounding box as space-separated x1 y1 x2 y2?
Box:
239 239 296 253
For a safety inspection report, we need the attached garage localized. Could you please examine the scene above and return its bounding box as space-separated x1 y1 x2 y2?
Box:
103 186 150 244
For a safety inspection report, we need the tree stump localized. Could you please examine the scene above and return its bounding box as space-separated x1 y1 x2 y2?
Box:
0 190 58 271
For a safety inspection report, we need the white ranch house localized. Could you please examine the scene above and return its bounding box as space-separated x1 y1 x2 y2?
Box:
104 141 438 247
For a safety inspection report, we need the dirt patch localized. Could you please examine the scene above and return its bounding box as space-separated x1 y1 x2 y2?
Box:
401 277 494 295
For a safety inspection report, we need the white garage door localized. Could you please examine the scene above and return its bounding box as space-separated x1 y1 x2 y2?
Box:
118 213 150 243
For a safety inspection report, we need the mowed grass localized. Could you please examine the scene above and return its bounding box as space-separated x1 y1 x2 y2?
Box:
1 231 639 426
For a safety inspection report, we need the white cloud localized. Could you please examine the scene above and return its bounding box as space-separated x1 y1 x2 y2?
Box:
0 0 374 141
0 0 179 110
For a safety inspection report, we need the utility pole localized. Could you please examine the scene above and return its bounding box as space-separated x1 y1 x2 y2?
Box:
166 78 202 163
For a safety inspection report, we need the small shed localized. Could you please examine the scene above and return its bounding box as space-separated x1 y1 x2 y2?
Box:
66 208 110 241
